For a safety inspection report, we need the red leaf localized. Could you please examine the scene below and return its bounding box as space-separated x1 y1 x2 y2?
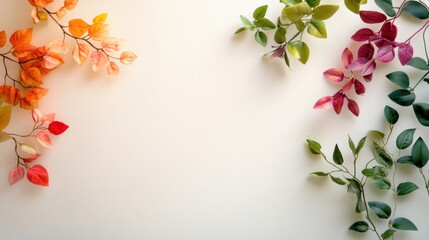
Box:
342 78 354 93
359 11 387 24
398 43 413 65
380 22 397 41
27 164 49 186
23 154 41 163
376 44 395 63
333 94 345 114
323 68 344 82
48 121 69 135
358 43 375 60
313 96 332 109
342 48 353 69
9 167 25 185
363 73 373 82
351 28 375 42
347 99 360 116
349 58 370 71
354 80 366 95
361 59 376 76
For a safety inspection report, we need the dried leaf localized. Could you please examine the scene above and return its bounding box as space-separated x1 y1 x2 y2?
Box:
56 7 67 19
41 53 64 69
20 87 49 110
107 61 119 75
69 19 90 38
0 85 21 106
28 0 54 8
0 105 12 131
101 37 125 52
90 51 108 72
72 43 89 65
20 67 43 87
0 31 6 48
10 28 33 47
44 40 68 54
64 0 79 10
12 44 37 58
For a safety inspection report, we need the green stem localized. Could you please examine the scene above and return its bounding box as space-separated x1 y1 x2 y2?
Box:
411 71 429 91
418 168 429 196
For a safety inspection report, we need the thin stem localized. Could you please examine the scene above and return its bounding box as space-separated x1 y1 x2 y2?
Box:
418 168 429 196
411 71 429 91
404 20 429 43
361 186 383 240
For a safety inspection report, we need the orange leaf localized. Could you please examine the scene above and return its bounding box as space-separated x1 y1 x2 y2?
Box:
107 61 119 75
42 113 56 123
69 19 89 38
41 53 64 69
9 167 25 185
44 39 68 54
20 87 48 110
0 85 21 106
20 67 43 87
10 28 33 47
93 13 108 24
27 164 49 186
36 131 52 148
0 31 7 48
56 7 67 19
12 44 37 58
101 37 125 52
88 23 109 41
72 43 89 65
90 51 108 72
120 51 137 65
64 0 79 10
28 0 54 8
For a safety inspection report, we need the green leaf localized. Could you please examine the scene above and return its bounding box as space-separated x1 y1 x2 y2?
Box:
362 166 388 179
413 103 429 126
407 57 429 70
402 1 429 19
254 18 276 30
274 27 287 44
369 130 385 139
344 0 360 14
287 41 310 64
240 15 255 30
307 139 322 154
312 5 339 20
373 178 391 190
0 105 12 131
396 128 416 149
253 5 268 20
392 217 418 231
282 2 312 22
332 144 344 165
384 105 399 124
381 229 396 239
234 27 247 34
368 201 391 219
284 50 291 68
348 135 356 153
397 182 419 196
356 136 367 155
386 71 410 88
307 19 327 38
294 20 305 31
411 137 429 168
305 0 321 8
330 175 346 185
311 171 329 176
375 0 396 17
255 31 267 47
281 0 303 7
348 221 369 232
397 155 415 165
347 179 365 213
388 89 415 106
372 141 393 168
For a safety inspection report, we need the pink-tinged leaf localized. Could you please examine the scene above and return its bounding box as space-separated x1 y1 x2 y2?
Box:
381 22 397 41
313 96 332 109
101 37 125 52
72 43 89 65
361 59 376 76
44 40 68 54
90 51 108 72
342 78 354 93
23 154 41 163
351 28 375 42
376 44 395 63
41 54 64 69
349 58 370 71
363 73 373 82
271 46 285 58
347 99 360 116
358 43 375 59
43 113 56 123
20 143 38 155
323 68 344 82
359 10 387 24
354 79 366 94
8 167 25 185
27 164 49 186
107 61 119 75
36 131 52 148
342 48 353 69
32 108 42 123
333 94 345 114
398 43 413 65
31 8 40 24
120 51 137 65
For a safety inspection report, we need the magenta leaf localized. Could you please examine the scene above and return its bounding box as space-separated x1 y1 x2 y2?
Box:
271 46 285 58
347 99 360 116
381 22 398 41
358 43 375 59
349 58 370 71
343 79 354 93
333 94 345 114
354 80 366 94
351 28 375 42
363 73 373 82
376 44 395 62
323 68 344 82
398 43 414 65
342 48 353 69
362 59 376 76
359 10 387 24
314 96 333 109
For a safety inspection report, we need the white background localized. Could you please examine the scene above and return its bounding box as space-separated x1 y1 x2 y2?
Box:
1 0 428 239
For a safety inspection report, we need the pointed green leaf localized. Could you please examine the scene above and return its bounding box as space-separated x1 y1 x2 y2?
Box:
356 136 366 155
348 135 356 153
388 89 415 106
333 144 344 165
307 19 327 38
255 31 267 47
234 27 247 34
372 141 393 167
397 182 419 196
253 5 268 20
312 5 339 20
384 105 399 124
254 18 276 30
402 1 429 19
369 130 385 139
330 175 346 185
305 0 321 8
311 171 329 176
287 41 310 64
307 139 322 155
392 217 418 231
240 15 255 30
413 103 429 126
396 128 416 149
348 221 369 232
373 178 391 190
0 105 13 131
284 50 291 68
344 0 360 14
295 20 305 31
411 137 429 168
347 179 365 213
397 155 415 165
362 166 388 179
407 57 429 70
386 71 410 88
368 201 391 219
381 229 396 239
282 2 312 22
375 0 396 17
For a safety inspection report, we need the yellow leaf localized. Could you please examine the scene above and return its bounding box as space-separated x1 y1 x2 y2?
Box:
0 105 12 131
88 23 109 41
69 19 90 38
0 131 11 143
93 13 108 24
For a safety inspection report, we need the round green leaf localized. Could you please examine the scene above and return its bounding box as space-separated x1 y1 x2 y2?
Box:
287 41 310 64
386 71 409 88
402 1 429 19
307 19 327 38
344 0 360 14
253 5 268 20
373 178 391 190
362 166 388 179
348 221 369 232
413 103 429 126
384 105 399 124
396 128 416 150
274 27 287 44
255 31 267 47
407 57 429 70
312 5 339 20
411 137 429 168
397 155 415 165
375 0 396 17
392 217 418 231
368 201 391 219
388 89 415 106
397 182 419 196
